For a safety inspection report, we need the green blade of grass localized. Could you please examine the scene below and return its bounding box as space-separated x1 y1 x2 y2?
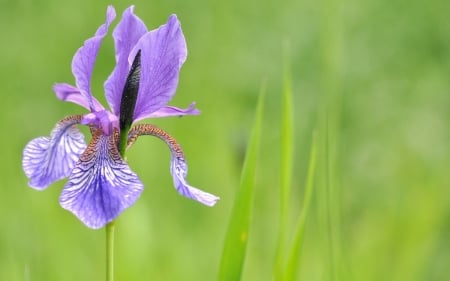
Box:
217 83 265 281
274 42 294 281
284 130 318 281
318 0 343 279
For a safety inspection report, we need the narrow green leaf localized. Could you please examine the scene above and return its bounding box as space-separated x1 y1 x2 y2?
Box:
274 42 294 281
217 83 265 281
284 131 318 281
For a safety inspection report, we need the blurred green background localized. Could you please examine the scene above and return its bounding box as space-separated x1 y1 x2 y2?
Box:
1 0 449 280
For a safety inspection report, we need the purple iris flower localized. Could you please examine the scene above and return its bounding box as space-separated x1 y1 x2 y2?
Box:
22 5 219 229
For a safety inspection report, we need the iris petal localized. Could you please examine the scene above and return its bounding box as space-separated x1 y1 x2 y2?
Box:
53 83 104 111
170 155 219 206
60 129 144 229
71 6 116 111
104 5 148 116
133 103 200 122
130 15 188 121
22 115 86 189
128 124 219 206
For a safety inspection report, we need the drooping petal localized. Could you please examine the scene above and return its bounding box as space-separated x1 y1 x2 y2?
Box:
133 102 200 122
22 115 86 189
71 6 116 111
60 129 144 229
53 83 104 111
130 14 188 121
104 5 148 116
170 155 219 206
127 124 219 206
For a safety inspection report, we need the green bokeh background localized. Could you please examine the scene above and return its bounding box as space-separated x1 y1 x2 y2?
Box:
1 0 449 280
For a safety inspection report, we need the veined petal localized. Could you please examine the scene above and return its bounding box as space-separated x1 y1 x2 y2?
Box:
22 115 86 189
71 6 116 111
104 5 148 116
128 124 219 206
53 83 104 111
133 103 200 122
60 129 144 229
130 14 188 121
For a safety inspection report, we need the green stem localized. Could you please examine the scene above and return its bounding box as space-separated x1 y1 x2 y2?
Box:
119 125 130 157
105 127 129 281
273 41 293 281
106 221 115 281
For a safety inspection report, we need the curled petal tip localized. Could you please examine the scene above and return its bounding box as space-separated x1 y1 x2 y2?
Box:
173 176 220 207
176 181 220 207
199 193 220 207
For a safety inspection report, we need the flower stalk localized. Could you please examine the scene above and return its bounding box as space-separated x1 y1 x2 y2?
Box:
106 221 115 281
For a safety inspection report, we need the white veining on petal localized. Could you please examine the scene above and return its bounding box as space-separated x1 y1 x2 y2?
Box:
60 129 143 229
22 115 86 189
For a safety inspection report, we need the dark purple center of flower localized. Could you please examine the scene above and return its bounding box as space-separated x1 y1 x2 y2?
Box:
119 50 141 133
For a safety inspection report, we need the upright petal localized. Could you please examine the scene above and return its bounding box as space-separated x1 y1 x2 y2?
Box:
60 129 144 229
22 115 86 189
127 124 219 206
71 6 116 111
104 5 148 116
130 15 188 121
